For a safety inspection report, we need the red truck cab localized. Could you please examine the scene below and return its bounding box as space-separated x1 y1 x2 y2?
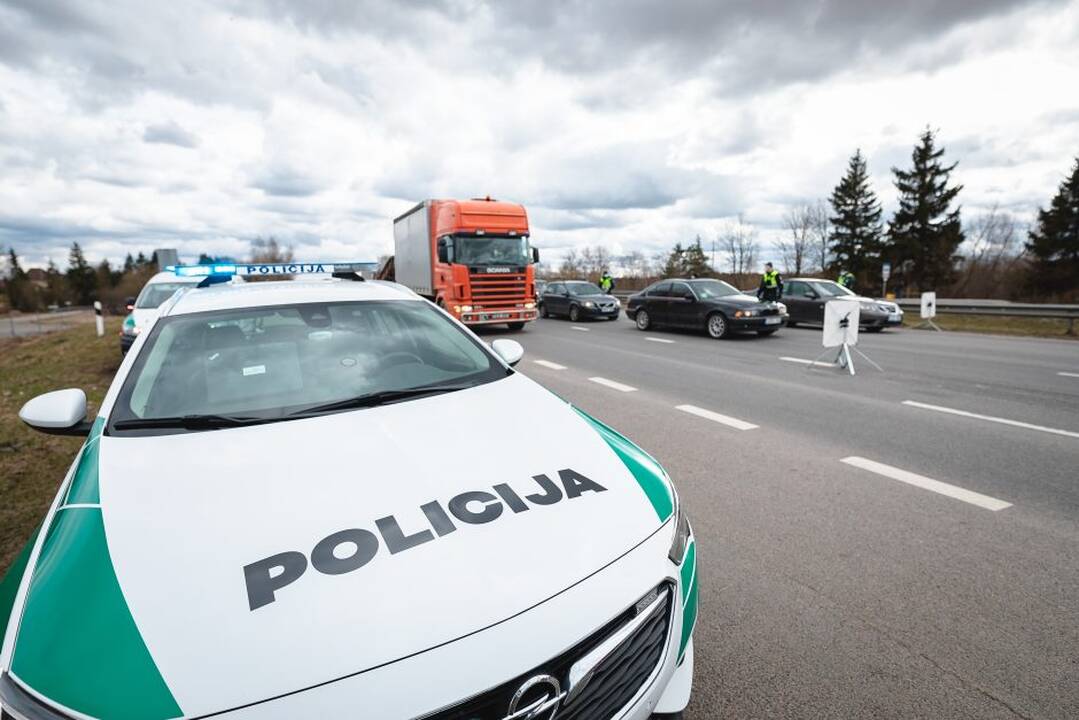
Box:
392 198 539 330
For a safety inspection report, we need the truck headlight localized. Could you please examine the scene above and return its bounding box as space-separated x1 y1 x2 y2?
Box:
524 302 536 309
669 503 692 564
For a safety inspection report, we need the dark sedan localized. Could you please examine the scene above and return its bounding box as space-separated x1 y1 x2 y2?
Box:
540 280 620 321
781 278 903 332
626 278 788 339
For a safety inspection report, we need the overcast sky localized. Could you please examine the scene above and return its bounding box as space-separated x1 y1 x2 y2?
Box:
1 0 1078 270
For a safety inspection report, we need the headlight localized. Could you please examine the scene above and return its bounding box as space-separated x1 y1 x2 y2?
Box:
583 301 595 308
735 309 759 318
524 301 536 309
776 302 787 313
669 502 692 564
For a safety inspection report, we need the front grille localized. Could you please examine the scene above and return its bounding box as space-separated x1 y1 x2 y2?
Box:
468 270 528 308
422 584 672 720
761 307 780 316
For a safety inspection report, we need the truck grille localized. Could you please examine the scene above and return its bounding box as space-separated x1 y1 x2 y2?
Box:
420 584 672 720
468 270 528 308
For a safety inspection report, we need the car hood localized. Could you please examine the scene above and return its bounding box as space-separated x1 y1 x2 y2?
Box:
715 293 770 307
7 374 673 719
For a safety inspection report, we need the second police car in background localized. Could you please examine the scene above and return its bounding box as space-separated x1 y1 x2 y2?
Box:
3 261 698 720
119 270 243 354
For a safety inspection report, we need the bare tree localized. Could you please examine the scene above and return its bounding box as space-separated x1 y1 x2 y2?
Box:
778 205 817 275
719 218 759 285
250 236 294 263
791 200 830 273
559 248 582 277
621 250 650 278
954 205 1026 297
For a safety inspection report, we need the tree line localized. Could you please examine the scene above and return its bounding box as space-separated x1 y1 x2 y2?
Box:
1 237 293 313
549 130 1078 300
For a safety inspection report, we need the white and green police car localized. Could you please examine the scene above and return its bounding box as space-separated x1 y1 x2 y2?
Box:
1 262 698 720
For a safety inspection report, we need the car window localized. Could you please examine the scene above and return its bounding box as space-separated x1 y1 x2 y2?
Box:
647 282 672 297
785 281 806 297
135 282 194 309
810 281 853 297
546 283 563 294
670 282 694 299
566 282 604 296
110 300 505 434
687 280 738 299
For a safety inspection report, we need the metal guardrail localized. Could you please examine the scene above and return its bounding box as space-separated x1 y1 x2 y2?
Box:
893 298 1078 334
1 308 94 339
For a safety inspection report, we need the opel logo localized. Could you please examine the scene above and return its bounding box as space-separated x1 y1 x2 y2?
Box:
506 674 564 720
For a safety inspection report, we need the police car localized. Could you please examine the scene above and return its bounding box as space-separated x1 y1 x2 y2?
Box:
3 262 698 720
120 271 215 354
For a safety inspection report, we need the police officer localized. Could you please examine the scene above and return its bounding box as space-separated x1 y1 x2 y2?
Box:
838 269 856 291
757 262 782 302
599 270 614 294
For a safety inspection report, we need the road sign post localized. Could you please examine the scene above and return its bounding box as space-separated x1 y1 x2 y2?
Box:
881 262 891 297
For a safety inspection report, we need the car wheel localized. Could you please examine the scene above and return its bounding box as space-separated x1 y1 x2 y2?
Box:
706 312 728 339
569 305 581 322
540 303 549 318
757 329 777 336
635 309 651 330
865 326 883 333
507 322 525 331
787 320 798 328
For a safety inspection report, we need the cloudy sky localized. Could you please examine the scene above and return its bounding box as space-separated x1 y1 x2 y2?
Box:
1 0 1078 270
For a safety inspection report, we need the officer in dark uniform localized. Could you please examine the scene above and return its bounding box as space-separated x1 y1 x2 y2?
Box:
757 262 783 302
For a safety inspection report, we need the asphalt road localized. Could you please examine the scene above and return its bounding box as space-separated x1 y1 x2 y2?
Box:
500 315 1079 719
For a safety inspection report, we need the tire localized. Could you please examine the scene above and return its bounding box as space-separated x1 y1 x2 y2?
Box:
540 303 549 318
507 322 525 331
864 326 883 333
787 320 798 328
757 329 777 336
569 305 581 322
706 312 729 339
635 309 652 330
651 713 684 720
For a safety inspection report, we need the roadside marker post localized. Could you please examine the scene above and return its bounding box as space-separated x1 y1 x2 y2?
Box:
93 301 104 337
918 291 942 331
807 299 882 376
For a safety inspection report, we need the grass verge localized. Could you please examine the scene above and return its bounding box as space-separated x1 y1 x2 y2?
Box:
0 319 122 576
902 313 1077 339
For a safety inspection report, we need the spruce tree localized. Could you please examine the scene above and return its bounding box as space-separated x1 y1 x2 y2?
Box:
67 242 97 305
828 150 883 288
1026 158 1079 299
662 242 686 277
123 253 136 273
886 128 964 292
5 247 26 310
683 236 714 277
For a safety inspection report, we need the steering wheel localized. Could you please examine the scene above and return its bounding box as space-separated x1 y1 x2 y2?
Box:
380 351 425 368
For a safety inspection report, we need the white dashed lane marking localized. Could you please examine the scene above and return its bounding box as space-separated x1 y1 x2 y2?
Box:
902 400 1079 440
779 356 834 367
1059 371 1079 378
645 337 676 344
675 404 758 431
841 456 1012 512
571 326 590 332
533 360 567 370
588 377 638 393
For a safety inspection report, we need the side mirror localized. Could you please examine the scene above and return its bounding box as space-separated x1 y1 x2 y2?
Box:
19 389 92 436
491 339 524 367
532 247 540 263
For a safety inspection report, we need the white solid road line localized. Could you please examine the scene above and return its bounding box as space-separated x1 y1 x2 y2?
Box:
571 326 590 332
841 456 1012 512
588 377 638 392
902 400 1079 440
533 360 567 370
676 404 759 431
779 356 833 367
645 337 676 344
1059 371 1079 378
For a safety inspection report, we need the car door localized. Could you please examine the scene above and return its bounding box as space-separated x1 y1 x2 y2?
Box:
805 282 828 323
644 282 672 324
544 282 565 315
667 282 698 328
782 281 810 322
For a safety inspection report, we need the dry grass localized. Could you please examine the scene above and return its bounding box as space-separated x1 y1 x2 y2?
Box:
902 313 1077 339
0 319 122 575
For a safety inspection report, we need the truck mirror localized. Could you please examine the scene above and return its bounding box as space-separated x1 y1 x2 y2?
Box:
532 247 540 263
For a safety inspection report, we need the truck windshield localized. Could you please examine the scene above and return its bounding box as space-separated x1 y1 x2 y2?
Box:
108 300 507 435
455 236 530 266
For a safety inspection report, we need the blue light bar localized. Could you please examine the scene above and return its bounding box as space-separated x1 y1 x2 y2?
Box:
167 262 377 278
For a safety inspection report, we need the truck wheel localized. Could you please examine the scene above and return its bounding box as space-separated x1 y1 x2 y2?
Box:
507 322 526 331
569 305 581 322
635 309 651 330
706 312 729 339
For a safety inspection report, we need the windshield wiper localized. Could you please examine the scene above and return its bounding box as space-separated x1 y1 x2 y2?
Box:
289 383 475 418
112 414 272 431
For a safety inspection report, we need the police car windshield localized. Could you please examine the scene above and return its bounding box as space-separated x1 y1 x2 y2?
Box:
566 282 603 296
135 283 192 309
454 236 530 266
109 300 505 434
687 280 739 299
811 281 854 297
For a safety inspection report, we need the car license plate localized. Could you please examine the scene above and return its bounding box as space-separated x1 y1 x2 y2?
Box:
889 312 901 321
765 316 781 325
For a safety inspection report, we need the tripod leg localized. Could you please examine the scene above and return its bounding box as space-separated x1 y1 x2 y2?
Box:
843 344 855 375
852 345 884 372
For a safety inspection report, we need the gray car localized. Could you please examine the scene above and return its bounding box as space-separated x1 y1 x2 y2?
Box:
781 278 903 332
